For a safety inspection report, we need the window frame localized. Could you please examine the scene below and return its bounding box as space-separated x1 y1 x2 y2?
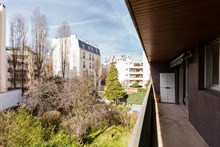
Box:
205 39 220 91
83 52 85 59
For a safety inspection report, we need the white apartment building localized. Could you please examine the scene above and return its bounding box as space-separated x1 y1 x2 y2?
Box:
52 34 101 77
0 3 6 92
104 54 150 88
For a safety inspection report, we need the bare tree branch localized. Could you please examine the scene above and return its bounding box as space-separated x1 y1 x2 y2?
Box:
57 21 71 79
31 7 49 80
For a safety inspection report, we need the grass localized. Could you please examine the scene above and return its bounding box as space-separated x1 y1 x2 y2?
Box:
83 125 132 147
83 111 138 147
127 92 146 105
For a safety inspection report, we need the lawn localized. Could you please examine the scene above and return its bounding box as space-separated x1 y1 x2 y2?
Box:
84 112 138 147
127 92 146 105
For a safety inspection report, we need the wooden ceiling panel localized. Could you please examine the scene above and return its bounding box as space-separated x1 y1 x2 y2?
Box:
126 0 220 62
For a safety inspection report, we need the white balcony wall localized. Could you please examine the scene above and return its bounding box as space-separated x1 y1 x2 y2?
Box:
0 89 22 111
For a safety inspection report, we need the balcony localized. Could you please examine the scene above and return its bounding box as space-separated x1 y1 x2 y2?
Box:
129 76 143 80
129 84 208 147
129 66 143 69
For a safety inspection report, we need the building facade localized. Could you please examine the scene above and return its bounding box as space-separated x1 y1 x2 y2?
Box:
104 55 150 87
0 3 6 92
52 34 101 77
7 48 36 91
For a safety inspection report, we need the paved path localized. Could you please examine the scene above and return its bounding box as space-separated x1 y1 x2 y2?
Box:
158 103 208 147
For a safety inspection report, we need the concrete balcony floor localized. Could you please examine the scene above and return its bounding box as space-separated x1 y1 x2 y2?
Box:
157 103 208 147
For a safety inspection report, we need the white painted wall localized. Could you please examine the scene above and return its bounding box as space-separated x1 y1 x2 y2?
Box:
52 34 101 77
143 51 150 87
115 61 128 83
0 4 7 92
0 90 22 111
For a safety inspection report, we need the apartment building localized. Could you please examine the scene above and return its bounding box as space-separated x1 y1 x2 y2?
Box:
7 47 36 91
52 34 101 77
0 3 6 92
104 55 150 87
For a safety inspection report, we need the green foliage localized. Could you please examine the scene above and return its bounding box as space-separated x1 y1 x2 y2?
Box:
145 80 150 88
138 88 147 93
0 108 44 146
83 125 132 147
0 75 138 146
127 92 146 105
40 131 80 147
104 63 128 103
132 82 140 88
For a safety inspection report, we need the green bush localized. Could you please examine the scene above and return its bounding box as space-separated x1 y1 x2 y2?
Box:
0 108 44 146
132 82 139 88
138 88 147 92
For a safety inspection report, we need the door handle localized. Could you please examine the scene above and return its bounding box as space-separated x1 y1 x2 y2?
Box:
165 87 170 89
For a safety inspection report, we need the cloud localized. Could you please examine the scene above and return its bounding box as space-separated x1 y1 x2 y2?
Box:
3 0 143 61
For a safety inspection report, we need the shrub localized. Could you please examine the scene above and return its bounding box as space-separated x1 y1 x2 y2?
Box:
0 108 44 146
132 82 139 88
25 80 61 116
138 88 147 92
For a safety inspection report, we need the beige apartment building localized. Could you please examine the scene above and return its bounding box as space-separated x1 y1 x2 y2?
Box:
0 3 6 92
7 48 36 91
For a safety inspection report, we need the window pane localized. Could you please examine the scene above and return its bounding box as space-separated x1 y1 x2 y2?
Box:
212 43 219 84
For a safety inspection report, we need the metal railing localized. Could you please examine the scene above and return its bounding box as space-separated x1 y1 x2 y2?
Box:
129 84 158 147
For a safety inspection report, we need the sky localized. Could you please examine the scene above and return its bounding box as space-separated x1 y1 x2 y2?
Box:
1 0 144 62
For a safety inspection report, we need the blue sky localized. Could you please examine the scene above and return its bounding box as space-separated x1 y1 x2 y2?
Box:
2 0 143 61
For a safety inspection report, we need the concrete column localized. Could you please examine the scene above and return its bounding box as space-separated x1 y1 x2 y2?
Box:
0 4 7 92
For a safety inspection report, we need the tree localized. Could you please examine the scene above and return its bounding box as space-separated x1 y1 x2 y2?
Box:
31 7 49 79
93 58 102 90
104 63 127 104
132 82 139 88
57 21 71 79
9 13 27 91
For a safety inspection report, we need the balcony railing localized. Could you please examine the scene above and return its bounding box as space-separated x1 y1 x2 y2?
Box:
129 84 157 147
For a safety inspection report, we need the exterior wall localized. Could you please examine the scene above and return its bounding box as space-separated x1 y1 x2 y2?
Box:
79 49 100 76
0 4 6 92
143 51 150 86
150 46 220 146
7 49 36 90
115 61 128 83
128 62 144 87
53 35 80 76
52 34 101 77
0 89 22 111
115 60 145 87
188 46 220 147
69 34 80 75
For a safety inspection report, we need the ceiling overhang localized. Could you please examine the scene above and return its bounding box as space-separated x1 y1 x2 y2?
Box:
125 0 220 63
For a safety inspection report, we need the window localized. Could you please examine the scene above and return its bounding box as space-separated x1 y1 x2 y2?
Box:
205 39 220 90
88 46 90 50
89 54 91 60
92 55 94 61
83 61 86 68
92 63 94 69
82 43 85 48
83 52 85 59
89 62 91 69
